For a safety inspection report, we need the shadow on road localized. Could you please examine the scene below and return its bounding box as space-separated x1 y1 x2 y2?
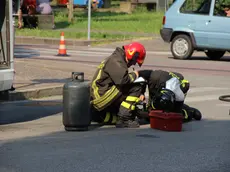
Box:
168 55 230 62
32 78 70 84
13 78 69 90
14 46 41 59
0 99 63 125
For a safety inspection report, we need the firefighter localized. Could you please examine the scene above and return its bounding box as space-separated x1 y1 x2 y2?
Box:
138 69 202 122
90 42 146 128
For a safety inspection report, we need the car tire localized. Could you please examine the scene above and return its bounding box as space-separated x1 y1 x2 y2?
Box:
205 50 225 60
171 34 194 60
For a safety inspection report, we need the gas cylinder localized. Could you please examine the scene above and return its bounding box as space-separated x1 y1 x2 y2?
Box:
63 72 91 131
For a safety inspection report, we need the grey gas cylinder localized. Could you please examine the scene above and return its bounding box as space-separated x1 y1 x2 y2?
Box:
63 72 91 131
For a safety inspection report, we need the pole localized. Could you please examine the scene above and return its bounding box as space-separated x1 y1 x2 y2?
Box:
68 0 73 23
165 0 167 12
87 0 91 45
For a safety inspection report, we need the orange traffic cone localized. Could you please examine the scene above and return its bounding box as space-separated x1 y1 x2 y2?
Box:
57 32 69 56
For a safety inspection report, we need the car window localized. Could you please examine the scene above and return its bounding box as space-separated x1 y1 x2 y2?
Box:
180 0 212 15
213 0 230 17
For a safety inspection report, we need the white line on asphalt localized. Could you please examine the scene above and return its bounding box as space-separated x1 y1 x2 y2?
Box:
15 49 111 56
87 47 172 55
87 47 115 51
14 52 107 57
14 48 111 55
216 103 230 107
184 95 220 103
188 87 230 94
15 48 172 56
14 54 73 60
15 56 98 67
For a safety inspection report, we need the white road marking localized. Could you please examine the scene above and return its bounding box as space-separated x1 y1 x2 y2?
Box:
15 48 172 56
15 58 98 67
188 87 230 94
185 95 220 103
216 104 230 107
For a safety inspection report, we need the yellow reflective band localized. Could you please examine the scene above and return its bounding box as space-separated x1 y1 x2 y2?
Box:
112 115 117 124
92 86 120 110
104 112 110 123
121 101 135 110
151 101 156 109
169 72 180 80
97 62 105 69
129 73 134 82
92 60 105 99
93 86 118 104
181 79 189 83
160 90 167 94
169 72 189 88
182 109 188 119
126 96 140 102
181 79 189 88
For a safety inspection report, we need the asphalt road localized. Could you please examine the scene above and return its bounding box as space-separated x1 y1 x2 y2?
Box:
1 41 230 172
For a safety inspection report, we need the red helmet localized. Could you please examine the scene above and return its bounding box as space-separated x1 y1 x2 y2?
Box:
123 42 146 67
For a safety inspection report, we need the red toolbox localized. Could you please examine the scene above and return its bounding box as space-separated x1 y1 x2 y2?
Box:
149 110 183 132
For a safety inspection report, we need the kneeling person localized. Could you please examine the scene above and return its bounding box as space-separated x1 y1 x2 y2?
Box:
138 70 202 122
90 42 146 128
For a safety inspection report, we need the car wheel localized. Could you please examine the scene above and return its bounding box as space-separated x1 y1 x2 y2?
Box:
171 34 194 60
205 50 225 60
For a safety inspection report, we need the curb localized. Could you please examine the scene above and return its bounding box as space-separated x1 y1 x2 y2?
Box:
15 36 159 47
0 85 63 102
15 36 96 47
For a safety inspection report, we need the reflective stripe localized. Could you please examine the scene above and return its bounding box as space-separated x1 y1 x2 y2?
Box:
92 86 120 111
129 73 134 82
169 72 180 80
112 115 117 124
181 79 189 88
92 60 105 99
121 101 135 110
160 90 167 94
169 72 189 88
182 109 188 119
91 59 120 110
93 86 118 105
126 96 140 102
151 101 156 109
104 112 110 123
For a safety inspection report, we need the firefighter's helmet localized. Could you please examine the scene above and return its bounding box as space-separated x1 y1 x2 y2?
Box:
123 42 146 67
153 88 176 112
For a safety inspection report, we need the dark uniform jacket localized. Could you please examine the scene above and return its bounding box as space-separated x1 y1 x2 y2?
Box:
90 47 137 111
139 70 188 97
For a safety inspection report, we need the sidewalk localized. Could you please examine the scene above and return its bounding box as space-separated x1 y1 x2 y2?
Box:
6 56 96 101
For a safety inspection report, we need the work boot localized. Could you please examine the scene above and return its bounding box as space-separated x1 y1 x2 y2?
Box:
115 106 140 128
116 117 140 128
134 104 150 124
190 108 202 121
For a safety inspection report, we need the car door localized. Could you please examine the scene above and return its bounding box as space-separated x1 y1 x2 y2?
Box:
179 0 213 48
204 0 230 50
